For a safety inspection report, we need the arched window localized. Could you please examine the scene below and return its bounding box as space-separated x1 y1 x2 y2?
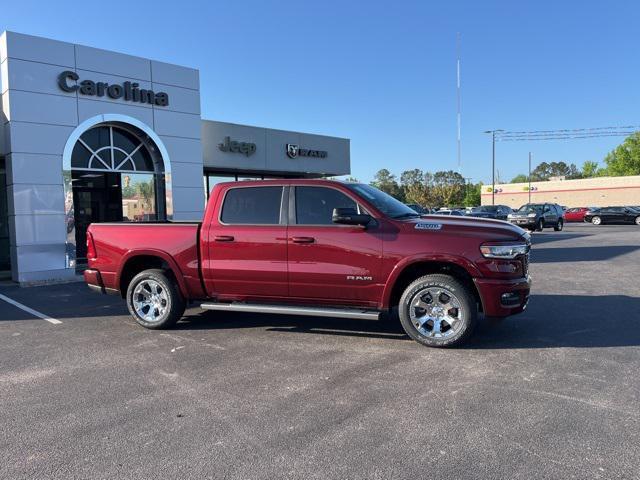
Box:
71 125 156 172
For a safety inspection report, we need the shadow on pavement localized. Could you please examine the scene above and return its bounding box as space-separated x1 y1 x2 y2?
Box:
468 294 640 349
3 283 640 350
530 245 639 263
177 310 409 341
530 232 592 245
0 282 127 321
178 293 640 349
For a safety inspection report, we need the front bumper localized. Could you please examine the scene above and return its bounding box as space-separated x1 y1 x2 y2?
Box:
474 275 531 317
508 218 537 229
84 269 119 295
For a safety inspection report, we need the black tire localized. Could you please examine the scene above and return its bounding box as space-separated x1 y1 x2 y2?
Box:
126 269 185 329
635 216 640 226
592 216 602 226
536 219 544 232
554 219 564 231
398 274 477 348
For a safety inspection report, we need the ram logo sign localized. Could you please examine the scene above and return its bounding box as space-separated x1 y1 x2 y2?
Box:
347 275 373 281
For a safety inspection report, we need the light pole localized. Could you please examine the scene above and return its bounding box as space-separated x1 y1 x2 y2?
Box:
528 152 532 204
484 130 504 205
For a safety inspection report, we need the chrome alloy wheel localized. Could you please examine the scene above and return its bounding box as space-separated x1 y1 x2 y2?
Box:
409 287 464 339
592 216 602 225
132 279 169 323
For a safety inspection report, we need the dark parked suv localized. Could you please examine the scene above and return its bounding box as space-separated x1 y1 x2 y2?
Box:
507 203 564 231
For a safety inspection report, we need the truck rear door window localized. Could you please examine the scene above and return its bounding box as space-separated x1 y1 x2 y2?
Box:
295 186 357 225
221 186 283 224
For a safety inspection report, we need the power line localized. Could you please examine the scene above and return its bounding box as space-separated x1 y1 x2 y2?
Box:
498 125 640 135
494 126 638 142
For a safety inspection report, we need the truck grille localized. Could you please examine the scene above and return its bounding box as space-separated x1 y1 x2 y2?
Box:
521 252 530 276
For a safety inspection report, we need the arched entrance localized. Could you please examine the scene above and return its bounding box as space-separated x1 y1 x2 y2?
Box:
63 115 172 265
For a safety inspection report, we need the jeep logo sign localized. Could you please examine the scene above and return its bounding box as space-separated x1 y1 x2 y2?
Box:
218 136 256 157
286 144 328 159
57 71 169 106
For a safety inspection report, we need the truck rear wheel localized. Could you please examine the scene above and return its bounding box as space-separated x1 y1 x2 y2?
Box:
126 269 185 329
398 274 477 348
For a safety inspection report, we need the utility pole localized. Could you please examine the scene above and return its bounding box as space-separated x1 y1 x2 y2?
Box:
528 152 532 203
484 130 504 205
456 33 462 173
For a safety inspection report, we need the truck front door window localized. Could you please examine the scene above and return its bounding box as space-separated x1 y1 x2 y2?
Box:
295 186 357 225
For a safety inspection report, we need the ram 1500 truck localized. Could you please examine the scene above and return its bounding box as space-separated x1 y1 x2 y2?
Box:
84 180 531 347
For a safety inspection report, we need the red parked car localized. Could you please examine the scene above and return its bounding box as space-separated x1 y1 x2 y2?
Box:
564 207 590 222
84 179 531 348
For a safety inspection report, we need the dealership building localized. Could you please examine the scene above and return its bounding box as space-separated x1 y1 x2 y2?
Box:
481 175 640 208
0 31 350 284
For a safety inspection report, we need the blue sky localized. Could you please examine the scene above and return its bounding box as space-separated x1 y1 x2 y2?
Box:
2 0 639 184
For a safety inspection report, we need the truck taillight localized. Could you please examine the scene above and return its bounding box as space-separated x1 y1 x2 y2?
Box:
86 231 97 259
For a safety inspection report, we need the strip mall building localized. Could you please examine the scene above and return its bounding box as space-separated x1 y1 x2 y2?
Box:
0 32 350 284
481 175 640 209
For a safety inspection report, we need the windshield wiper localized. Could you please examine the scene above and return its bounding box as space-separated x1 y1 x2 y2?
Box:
392 212 421 219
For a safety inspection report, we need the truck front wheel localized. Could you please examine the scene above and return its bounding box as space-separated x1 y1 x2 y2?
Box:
398 274 477 348
126 269 185 329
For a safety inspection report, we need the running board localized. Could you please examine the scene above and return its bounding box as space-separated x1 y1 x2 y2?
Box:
200 302 380 320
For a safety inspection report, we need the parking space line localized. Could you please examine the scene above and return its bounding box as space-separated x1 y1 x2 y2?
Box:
0 293 62 325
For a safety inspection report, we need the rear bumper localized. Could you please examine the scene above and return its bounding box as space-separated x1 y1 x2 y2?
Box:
474 276 531 317
84 269 119 295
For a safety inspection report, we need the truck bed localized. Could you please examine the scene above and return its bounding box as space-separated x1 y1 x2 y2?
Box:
87 222 205 299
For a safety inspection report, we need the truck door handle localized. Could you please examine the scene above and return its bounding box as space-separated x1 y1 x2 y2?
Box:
214 235 235 242
291 236 315 244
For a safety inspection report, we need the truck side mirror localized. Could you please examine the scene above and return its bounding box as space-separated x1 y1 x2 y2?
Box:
332 207 371 227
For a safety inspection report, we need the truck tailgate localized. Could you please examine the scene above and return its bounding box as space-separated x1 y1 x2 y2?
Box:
87 222 204 298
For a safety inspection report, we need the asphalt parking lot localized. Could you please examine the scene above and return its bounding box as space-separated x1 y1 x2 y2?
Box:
1 223 639 479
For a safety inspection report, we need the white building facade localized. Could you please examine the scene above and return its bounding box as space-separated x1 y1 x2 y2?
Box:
0 32 350 284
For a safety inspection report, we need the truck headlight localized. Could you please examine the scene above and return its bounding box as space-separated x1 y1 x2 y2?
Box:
480 243 529 259
527 213 537 217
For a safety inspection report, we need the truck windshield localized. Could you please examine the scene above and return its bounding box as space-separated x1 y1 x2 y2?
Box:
517 204 543 213
345 183 419 219
478 206 499 212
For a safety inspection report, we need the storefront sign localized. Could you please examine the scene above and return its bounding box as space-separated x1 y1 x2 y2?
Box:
57 71 169 106
218 136 257 156
286 144 328 159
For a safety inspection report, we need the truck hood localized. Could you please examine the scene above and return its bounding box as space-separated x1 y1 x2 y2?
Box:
399 215 529 242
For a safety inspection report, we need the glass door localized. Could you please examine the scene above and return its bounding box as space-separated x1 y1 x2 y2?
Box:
0 158 10 278
72 172 123 261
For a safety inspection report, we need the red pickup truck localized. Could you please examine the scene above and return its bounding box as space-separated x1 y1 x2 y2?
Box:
84 180 531 347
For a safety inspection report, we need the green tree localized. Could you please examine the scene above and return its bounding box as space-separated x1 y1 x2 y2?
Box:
431 170 465 207
399 169 429 206
463 182 481 207
510 174 528 183
603 132 640 176
581 161 599 178
530 161 581 181
343 176 360 183
370 169 403 200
